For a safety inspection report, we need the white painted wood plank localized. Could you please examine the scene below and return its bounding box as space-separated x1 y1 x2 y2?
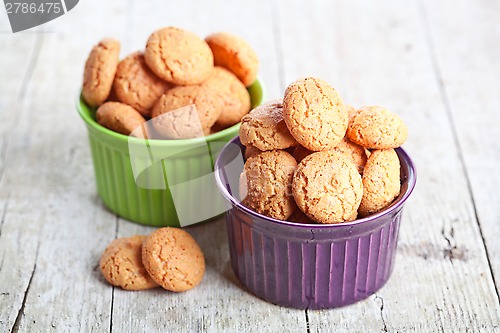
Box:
0 1 129 331
275 0 500 331
422 0 500 297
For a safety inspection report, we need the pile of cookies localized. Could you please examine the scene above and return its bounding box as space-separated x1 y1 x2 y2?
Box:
82 27 259 139
239 77 408 224
99 227 205 292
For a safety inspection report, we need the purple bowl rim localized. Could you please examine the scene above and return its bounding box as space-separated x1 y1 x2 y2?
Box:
214 136 417 229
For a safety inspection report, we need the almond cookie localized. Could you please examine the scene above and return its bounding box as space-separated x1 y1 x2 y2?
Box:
287 208 314 224
333 137 368 174
244 145 263 160
142 227 205 292
205 32 259 86
239 100 298 151
145 27 214 85
201 67 251 129
82 38 120 107
358 149 401 217
99 235 158 291
113 52 172 117
283 77 348 151
151 85 222 139
346 106 408 149
96 102 147 137
239 150 297 220
293 151 363 223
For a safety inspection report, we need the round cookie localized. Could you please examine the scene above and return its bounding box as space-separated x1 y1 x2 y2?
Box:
358 149 401 217
151 85 222 139
113 52 172 117
82 38 121 107
239 99 298 151
244 145 263 160
283 77 348 151
99 235 158 290
239 150 297 220
145 27 214 85
292 145 312 163
333 137 368 174
142 227 205 292
96 102 147 137
287 208 314 224
201 67 251 129
205 32 259 86
346 106 408 149
293 151 363 223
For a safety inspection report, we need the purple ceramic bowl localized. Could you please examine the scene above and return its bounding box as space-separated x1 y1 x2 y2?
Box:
214 137 416 309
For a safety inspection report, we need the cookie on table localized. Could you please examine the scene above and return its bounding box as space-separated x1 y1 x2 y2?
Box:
99 235 158 291
113 52 172 118
151 85 222 139
293 151 363 223
201 67 251 129
82 38 121 107
346 106 408 149
239 99 298 151
142 227 205 292
358 149 401 217
145 27 214 85
283 77 348 151
205 32 259 86
239 150 297 220
96 102 148 137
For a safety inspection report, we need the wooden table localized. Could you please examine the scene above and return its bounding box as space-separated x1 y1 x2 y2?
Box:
1 0 499 332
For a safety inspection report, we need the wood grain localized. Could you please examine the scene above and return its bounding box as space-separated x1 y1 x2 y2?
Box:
0 0 499 332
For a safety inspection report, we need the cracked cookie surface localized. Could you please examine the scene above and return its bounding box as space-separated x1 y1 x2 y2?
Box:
96 101 147 137
201 67 251 129
82 38 120 107
205 32 259 86
283 77 347 151
142 227 205 292
358 149 401 217
346 106 408 149
239 99 298 151
151 85 222 139
145 27 214 85
113 52 172 117
99 235 158 290
239 150 297 220
292 150 362 223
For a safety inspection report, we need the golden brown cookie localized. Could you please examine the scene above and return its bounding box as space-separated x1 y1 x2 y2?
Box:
113 52 172 117
292 151 363 223
346 106 408 149
333 137 368 174
201 67 251 129
99 235 158 291
244 145 263 160
239 150 297 220
358 149 401 217
96 102 148 137
82 38 121 107
283 77 348 151
287 208 314 224
142 227 205 292
205 32 259 86
239 100 298 151
292 145 312 163
151 85 222 139
145 27 214 85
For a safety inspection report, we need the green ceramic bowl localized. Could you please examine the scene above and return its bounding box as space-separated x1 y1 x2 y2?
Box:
77 80 264 227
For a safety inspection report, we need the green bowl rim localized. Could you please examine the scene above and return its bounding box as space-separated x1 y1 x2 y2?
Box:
76 78 265 147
